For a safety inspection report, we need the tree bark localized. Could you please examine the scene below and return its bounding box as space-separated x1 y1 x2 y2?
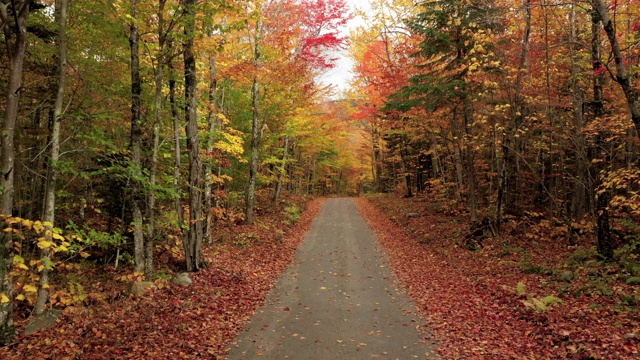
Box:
569 2 589 229
182 0 203 271
453 141 464 201
146 0 169 277
371 120 382 192
129 0 145 273
245 19 262 226
596 191 613 259
400 134 413 198
591 3 604 119
463 96 478 223
591 0 613 259
204 47 218 244
36 0 67 315
274 134 289 203
451 110 464 202
168 50 184 231
0 0 31 343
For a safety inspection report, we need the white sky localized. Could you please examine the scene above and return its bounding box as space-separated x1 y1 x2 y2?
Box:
317 0 371 97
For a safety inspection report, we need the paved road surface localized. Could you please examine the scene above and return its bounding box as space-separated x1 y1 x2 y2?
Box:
227 198 437 359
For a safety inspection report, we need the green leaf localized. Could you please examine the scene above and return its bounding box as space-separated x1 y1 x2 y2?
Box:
625 277 640 285
541 295 562 305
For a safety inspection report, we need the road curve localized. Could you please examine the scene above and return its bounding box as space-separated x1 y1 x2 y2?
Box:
227 198 438 359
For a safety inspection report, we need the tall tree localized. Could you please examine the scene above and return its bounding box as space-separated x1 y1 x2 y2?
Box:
245 15 262 226
35 0 68 315
168 43 185 235
145 0 177 276
0 0 32 343
496 0 531 231
181 0 204 271
567 1 591 237
128 0 146 273
205 40 220 242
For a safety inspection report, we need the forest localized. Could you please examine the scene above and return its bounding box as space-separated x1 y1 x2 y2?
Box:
0 0 639 358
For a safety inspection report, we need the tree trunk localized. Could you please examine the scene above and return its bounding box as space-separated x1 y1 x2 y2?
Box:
497 0 531 232
591 3 604 119
463 97 478 223
204 47 218 244
215 87 226 209
129 0 145 274
400 134 413 198
274 134 289 203
591 1 613 259
593 0 640 139
168 51 184 230
182 0 204 271
430 132 443 184
596 191 613 259
371 120 382 192
146 0 169 277
246 76 260 225
35 0 67 315
245 19 262 226
306 158 315 195
0 0 31 343
569 3 589 231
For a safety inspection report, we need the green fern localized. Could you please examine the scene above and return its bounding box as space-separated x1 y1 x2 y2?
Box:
541 295 562 305
516 281 562 312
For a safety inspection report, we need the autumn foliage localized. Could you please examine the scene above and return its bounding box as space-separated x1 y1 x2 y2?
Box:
0 199 324 359
1 0 640 358
0 0 356 347
347 0 640 358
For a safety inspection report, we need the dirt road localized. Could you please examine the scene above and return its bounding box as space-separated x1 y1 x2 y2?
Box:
227 198 438 359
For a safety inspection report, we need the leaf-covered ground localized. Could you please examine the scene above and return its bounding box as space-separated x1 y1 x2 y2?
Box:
0 199 324 359
356 195 639 359
3 195 638 359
